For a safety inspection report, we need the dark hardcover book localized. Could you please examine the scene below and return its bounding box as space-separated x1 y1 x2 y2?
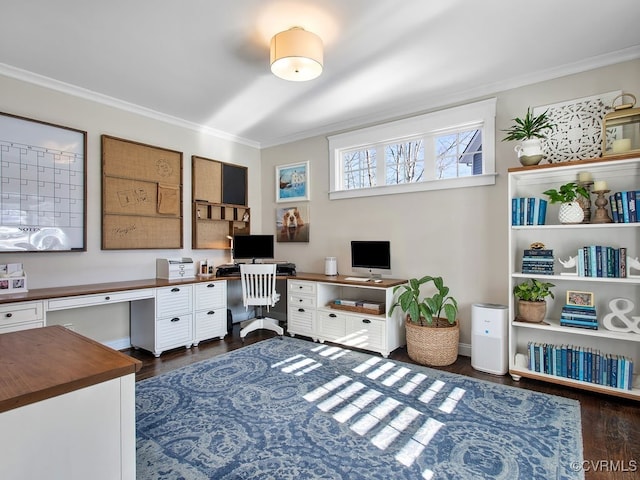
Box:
523 249 553 256
519 198 525 226
626 358 634 390
610 194 619 223
560 320 598 330
615 192 625 223
629 191 637 222
635 192 640 223
611 355 618 388
512 198 518 226
561 345 568 378
537 199 547 225
621 191 630 223
620 247 627 278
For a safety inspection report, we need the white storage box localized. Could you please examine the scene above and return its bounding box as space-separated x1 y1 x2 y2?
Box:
156 258 195 280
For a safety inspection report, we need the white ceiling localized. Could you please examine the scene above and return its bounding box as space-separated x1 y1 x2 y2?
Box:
1 0 640 148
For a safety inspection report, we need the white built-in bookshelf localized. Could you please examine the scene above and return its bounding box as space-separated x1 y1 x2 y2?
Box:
508 154 640 400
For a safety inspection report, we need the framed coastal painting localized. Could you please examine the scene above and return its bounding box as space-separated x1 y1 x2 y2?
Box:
0 112 87 252
276 161 309 202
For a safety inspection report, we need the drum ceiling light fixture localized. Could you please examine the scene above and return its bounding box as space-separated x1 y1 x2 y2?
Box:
270 27 323 81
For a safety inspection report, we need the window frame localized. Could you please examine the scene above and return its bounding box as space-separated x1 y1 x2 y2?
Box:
328 98 497 200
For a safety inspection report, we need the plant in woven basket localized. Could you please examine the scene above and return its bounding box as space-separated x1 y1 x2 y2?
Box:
389 276 459 366
389 276 458 327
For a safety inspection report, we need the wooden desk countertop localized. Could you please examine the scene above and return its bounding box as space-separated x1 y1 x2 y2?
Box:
0 325 141 414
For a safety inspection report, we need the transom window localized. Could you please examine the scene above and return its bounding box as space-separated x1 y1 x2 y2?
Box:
328 99 496 200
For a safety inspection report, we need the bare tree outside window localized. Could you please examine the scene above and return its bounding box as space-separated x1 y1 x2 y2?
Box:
385 140 424 185
435 129 481 179
343 148 376 189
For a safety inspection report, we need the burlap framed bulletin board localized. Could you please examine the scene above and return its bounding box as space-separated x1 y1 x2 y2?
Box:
101 135 183 249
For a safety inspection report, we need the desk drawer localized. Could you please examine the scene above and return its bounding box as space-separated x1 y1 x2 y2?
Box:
194 308 226 341
194 281 226 310
0 320 43 334
289 293 315 309
156 314 192 350
287 307 315 337
345 315 385 352
288 280 316 295
317 309 346 340
0 301 43 324
156 285 193 317
47 289 154 311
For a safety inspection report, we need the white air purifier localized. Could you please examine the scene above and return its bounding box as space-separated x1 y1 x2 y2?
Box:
325 257 337 276
471 303 508 375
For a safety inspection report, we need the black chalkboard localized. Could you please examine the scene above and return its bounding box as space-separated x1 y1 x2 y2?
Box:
222 163 247 206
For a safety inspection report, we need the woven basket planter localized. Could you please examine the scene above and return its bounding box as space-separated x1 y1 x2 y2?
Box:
405 317 459 367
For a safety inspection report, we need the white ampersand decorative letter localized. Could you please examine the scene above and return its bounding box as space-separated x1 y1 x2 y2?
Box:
602 298 640 334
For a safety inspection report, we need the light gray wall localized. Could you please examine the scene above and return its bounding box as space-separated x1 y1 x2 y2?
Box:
0 74 261 342
261 59 640 346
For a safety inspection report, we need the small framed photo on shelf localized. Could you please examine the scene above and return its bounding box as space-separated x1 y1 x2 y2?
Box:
566 290 594 307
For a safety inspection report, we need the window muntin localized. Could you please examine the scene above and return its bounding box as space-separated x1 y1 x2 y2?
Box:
328 98 496 199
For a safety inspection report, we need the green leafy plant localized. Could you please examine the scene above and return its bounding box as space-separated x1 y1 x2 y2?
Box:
513 278 555 302
502 107 555 142
542 182 589 203
389 276 458 326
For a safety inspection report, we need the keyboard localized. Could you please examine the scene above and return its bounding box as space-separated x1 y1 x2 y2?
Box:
344 276 370 282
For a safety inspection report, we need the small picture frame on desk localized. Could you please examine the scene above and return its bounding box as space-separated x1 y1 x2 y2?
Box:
566 290 594 307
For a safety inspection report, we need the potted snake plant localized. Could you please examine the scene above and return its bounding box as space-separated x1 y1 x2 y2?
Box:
502 107 555 166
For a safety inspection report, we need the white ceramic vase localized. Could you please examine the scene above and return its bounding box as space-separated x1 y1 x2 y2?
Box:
558 202 584 224
514 139 544 166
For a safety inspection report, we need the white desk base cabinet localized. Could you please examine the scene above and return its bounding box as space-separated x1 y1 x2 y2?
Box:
287 274 407 357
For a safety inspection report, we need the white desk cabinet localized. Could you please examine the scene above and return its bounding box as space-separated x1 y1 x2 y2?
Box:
287 274 406 357
0 301 44 334
131 284 194 357
193 280 227 345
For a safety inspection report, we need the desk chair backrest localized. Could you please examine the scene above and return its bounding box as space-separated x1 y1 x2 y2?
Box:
240 263 279 311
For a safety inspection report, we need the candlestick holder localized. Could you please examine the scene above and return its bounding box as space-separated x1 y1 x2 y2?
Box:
591 189 613 224
577 180 593 223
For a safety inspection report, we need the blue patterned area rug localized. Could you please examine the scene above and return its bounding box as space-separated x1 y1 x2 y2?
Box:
136 337 583 480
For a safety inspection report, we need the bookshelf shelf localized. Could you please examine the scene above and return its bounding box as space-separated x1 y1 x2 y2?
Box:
508 155 640 400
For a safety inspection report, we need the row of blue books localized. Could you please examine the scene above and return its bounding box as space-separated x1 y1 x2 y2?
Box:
609 191 639 223
575 245 627 278
521 248 553 275
511 197 547 226
527 342 634 390
560 305 597 330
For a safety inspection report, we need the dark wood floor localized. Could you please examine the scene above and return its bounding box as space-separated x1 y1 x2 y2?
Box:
126 326 640 480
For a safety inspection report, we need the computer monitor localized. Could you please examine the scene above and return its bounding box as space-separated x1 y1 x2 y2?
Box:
233 234 275 263
350 240 391 278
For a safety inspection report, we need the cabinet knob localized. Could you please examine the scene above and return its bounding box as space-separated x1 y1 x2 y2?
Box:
207 284 215 288
105 296 110 301
362 319 371 324
207 310 215 315
298 285 303 289
298 308 305 312
171 287 180 292
171 317 180 322
5 313 12 318
329 313 337 318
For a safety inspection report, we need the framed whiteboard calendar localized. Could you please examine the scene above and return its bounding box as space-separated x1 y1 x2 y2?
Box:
0 112 87 252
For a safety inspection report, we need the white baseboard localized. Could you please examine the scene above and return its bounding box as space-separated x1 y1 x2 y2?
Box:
106 337 131 351
458 342 471 357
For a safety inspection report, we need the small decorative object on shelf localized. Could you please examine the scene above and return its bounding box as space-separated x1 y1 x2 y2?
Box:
502 107 555 166
559 255 578 275
0 262 28 294
602 93 640 157
542 182 589 224
591 189 614 223
627 256 640 278
576 171 593 223
602 298 640 334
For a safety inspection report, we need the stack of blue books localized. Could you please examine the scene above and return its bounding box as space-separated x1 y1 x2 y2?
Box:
521 248 554 275
560 305 598 329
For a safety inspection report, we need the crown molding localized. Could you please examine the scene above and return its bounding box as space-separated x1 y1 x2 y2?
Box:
0 62 261 149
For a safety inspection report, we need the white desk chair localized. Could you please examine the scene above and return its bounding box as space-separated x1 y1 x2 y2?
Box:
239 263 283 341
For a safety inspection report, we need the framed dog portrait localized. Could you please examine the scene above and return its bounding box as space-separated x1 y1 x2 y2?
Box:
276 204 309 243
276 161 309 202
566 290 594 307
